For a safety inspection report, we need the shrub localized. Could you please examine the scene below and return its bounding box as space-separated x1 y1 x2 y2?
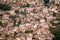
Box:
50 20 55 26
5 34 9 38
49 28 60 40
36 18 40 21
0 14 3 17
0 21 3 26
20 11 27 15
0 4 11 11
20 3 30 8
14 10 19 14
10 16 17 20
13 20 21 26
0 14 3 19
25 30 33 33
53 12 56 17
56 17 60 21
43 0 49 6
14 32 18 37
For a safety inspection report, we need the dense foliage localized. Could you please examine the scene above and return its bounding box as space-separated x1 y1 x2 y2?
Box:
43 0 49 6
0 4 11 11
49 28 60 40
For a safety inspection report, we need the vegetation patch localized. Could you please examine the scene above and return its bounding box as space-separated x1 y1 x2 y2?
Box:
25 30 33 33
49 28 60 40
56 17 60 21
0 4 11 11
20 3 30 8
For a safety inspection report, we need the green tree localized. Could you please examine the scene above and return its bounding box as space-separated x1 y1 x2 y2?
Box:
56 17 60 21
13 20 21 26
43 0 49 6
20 10 27 15
14 32 18 37
49 28 60 40
0 4 11 11
53 12 56 17
14 10 19 14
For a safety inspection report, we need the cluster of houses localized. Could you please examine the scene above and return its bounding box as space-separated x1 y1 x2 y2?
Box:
0 0 60 40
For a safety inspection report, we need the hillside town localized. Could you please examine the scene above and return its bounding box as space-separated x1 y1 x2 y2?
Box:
0 0 60 40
